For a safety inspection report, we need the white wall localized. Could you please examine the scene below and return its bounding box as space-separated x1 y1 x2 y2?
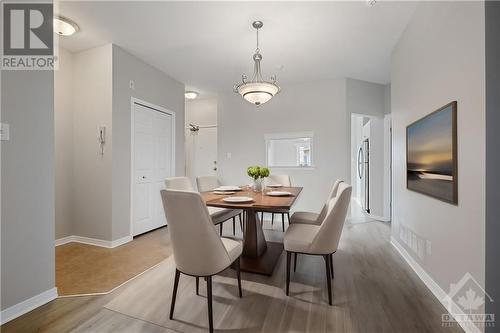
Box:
218 80 349 213
391 0 485 293
55 48 74 239
1 70 55 311
185 98 218 184
72 44 114 240
346 78 386 117
111 45 185 240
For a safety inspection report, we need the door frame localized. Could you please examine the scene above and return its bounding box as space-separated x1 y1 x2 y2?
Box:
130 97 176 237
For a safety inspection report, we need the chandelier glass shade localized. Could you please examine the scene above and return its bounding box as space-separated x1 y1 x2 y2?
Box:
234 21 280 106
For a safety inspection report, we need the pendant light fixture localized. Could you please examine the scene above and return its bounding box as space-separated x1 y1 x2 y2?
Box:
234 21 280 106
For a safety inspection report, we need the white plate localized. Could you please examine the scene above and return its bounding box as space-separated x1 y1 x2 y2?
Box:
214 185 241 191
222 196 254 203
213 191 236 195
266 191 293 197
267 184 283 188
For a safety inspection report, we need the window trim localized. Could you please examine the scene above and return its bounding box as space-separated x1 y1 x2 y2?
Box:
264 131 315 169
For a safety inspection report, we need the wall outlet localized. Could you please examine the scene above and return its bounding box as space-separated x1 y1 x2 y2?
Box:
0 123 10 141
129 80 135 90
226 152 232 159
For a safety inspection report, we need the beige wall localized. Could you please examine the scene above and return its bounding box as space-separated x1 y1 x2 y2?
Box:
111 45 185 240
55 48 75 239
217 80 349 213
72 44 114 240
391 1 485 292
1 70 55 310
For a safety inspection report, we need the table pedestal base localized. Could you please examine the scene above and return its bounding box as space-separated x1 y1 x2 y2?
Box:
240 242 284 275
241 209 284 275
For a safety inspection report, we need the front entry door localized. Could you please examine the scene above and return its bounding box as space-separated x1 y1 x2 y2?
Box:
133 101 174 236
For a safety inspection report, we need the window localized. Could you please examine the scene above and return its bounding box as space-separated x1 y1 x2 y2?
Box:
265 132 314 168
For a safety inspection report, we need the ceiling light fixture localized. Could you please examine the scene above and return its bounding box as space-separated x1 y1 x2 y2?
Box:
185 91 199 100
234 21 280 107
53 16 79 36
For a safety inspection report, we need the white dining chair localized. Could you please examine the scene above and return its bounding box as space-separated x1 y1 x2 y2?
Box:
283 182 352 305
196 175 243 235
165 177 242 236
261 174 292 231
160 189 243 333
290 179 344 226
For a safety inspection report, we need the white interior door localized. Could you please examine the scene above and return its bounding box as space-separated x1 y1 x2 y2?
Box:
133 102 174 236
186 127 217 184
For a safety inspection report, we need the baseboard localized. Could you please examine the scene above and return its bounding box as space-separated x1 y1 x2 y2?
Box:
54 235 132 248
352 197 391 222
0 287 58 325
390 237 480 333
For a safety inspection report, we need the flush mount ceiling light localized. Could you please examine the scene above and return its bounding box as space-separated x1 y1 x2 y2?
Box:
185 91 199 100
234 21 280 107
53 16 79 36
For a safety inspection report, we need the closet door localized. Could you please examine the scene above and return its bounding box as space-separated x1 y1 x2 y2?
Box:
133 102 174 236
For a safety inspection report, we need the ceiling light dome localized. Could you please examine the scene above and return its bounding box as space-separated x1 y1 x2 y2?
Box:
185 91 199 100
53 16 79 36
234 21 280 107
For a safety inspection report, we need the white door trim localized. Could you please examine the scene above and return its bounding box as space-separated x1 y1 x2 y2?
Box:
130 97 176 237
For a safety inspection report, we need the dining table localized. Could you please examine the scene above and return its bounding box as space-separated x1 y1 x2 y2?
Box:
201 186 303 275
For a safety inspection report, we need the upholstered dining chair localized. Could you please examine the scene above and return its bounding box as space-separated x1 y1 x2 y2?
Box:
160 189 243 333
283 182 352 305
165 177 242 236
196 175 243 235
288 179 343 274
290 179 344 226
261 174 292 231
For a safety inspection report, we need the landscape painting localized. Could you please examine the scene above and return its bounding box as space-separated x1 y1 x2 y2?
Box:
406 101 457 204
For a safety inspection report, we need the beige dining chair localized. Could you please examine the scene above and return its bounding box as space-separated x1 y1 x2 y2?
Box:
196 175 243 235
283 182 352 305
165 177 242 236
290 179 344 226
261 174 292 232
160 189 243 333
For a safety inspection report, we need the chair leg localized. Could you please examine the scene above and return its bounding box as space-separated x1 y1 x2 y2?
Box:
271 213 275 225
232 217 236 235
282 213 285 232
330 254 334 279
236 257 242 298
239 214 243 232
206 276 214 333
196 276 199 295
324 255 332 305
293 252 298 272
286 251 291 296
220 223 223 236
170 269 181 320
261 212 264 223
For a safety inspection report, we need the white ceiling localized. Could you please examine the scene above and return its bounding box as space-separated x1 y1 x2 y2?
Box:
57 1 416 95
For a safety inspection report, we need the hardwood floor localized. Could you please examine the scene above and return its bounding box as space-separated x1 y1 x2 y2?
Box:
1 217 463 333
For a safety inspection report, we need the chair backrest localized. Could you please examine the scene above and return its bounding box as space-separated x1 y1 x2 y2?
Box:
311 182 352 254
266 174 291 187
317 179 344 222
196 176 220 192
160 189 232 276
165 177 195 191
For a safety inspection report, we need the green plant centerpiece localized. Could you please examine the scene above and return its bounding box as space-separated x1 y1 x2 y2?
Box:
247 166 270 192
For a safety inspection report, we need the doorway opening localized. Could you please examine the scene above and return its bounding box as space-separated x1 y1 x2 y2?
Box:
350 113 392 222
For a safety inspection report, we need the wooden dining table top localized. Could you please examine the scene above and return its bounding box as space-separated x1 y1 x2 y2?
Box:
201 186 303 210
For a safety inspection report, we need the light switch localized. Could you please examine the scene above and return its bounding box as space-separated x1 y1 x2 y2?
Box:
1 123 10 141
226 152 232 159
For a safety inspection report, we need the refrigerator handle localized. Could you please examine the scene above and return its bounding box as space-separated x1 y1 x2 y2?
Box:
357 146 364 179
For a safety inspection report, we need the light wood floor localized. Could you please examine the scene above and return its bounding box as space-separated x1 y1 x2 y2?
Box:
1 215 463 333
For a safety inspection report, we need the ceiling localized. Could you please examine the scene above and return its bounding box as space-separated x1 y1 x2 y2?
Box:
57 1 417 96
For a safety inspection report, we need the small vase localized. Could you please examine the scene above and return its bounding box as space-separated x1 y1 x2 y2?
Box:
252 178 263 192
